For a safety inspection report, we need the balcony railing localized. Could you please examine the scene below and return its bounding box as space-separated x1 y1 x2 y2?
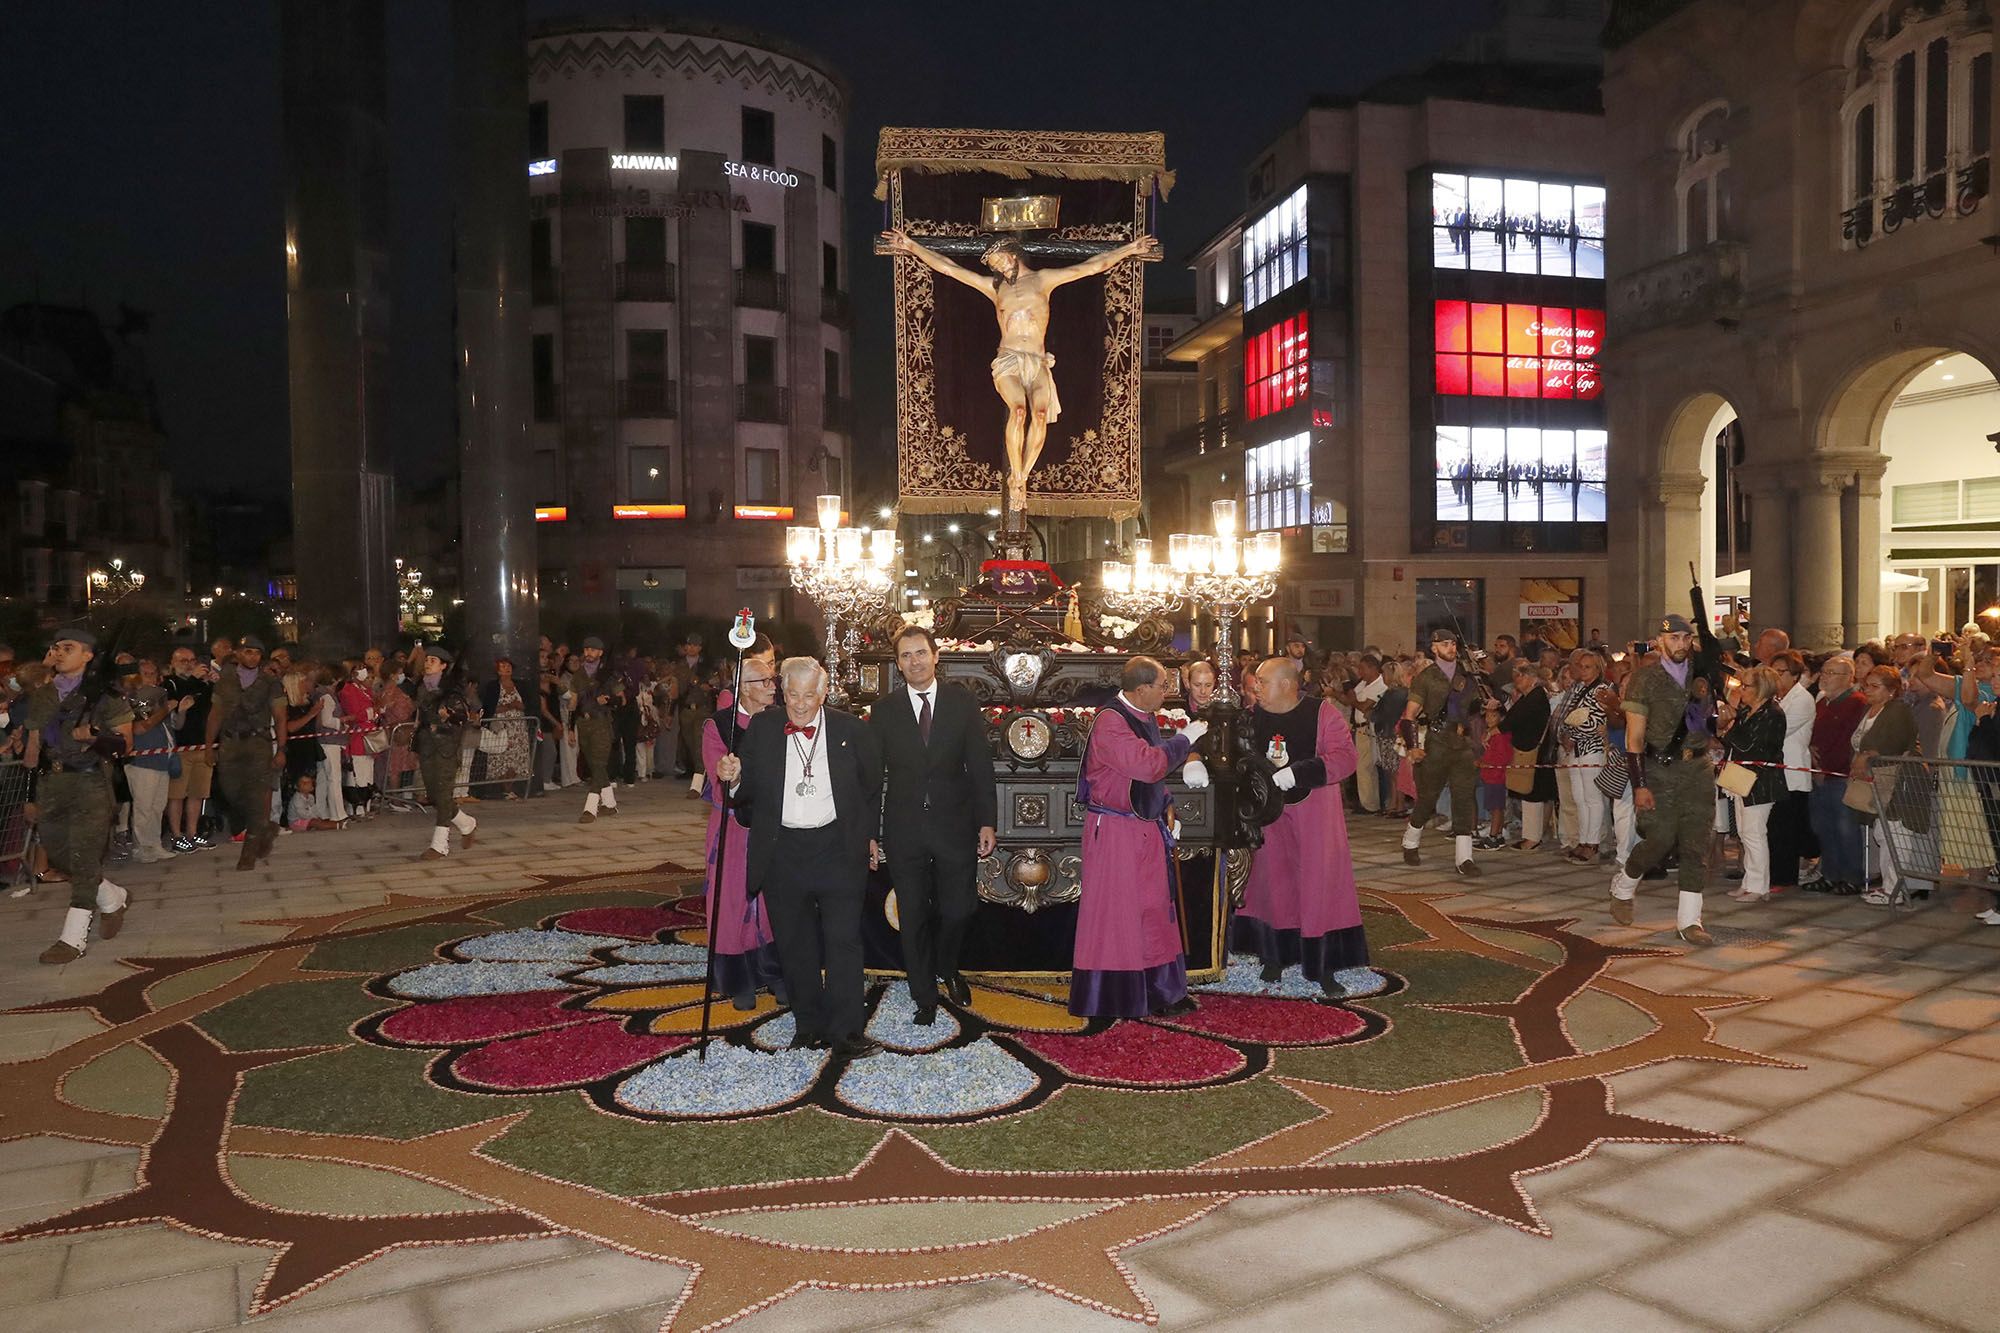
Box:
617 261 677 303
531 268 557 306
737 384 790 423
820 287 854 328
619 378 678 419
1843 155 1990 249
736 269 788 311
822 395 854 431
532 381 561 423
1611 242 1747 335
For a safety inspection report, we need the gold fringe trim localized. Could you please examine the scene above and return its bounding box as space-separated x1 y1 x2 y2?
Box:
874 126 1173 200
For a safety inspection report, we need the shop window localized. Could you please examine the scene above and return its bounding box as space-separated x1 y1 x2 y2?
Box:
1429 172 1605 279
1892 479 1960 525
1246 431 1310 531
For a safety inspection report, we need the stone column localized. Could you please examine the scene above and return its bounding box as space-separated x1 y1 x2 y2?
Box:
1842 456 1887 647
1734 464 1792 634
451 0 537 676
1792 470 1847 651
1640 470 1705 629
281 0 397 654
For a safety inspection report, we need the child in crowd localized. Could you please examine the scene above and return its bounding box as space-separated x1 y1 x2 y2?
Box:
285 775 345 832
1477 699 1512 850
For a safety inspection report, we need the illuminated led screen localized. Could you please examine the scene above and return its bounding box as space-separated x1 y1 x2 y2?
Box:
1434 426 1607 524
1244 313 1309 421
1242 185 1307 311
1434 301 1602 399
1430 173 1604 278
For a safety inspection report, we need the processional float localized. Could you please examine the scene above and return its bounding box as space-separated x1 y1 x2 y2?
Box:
786 127 1282 983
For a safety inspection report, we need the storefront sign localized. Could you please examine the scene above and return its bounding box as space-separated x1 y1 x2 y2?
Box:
534 506 567 522
733 505 794 521
611 153 678 171
725 161 799 187
1289 580 1354 614
527 158 557 177
533 186 751 221
1520 602 1578 619
613 504 686 520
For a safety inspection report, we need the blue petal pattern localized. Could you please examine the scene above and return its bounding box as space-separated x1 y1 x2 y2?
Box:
452 929 631 962
865 985 961 1053
615 1041 826 1117
835 1038 1039 1119
1196 954 1388 1000
610 942 709 964
749 1013 796 1051
570 962 709 986
383 961 578 999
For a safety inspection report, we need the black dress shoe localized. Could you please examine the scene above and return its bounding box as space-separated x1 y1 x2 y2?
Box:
1153 996 1199 1017
943 974 972 1006
787 1031 828 1051
831 1036 884 1060
912 1004 937 1026
1316 978 1349 1004
1259 961 1284 983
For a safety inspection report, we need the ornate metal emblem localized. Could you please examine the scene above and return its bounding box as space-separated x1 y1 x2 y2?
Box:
1005 713 1053 762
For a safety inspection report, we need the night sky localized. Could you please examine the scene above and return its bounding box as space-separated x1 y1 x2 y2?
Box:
4 0 1491 503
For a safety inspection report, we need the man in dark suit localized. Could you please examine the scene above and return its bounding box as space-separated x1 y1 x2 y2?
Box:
872 625 998 1024
713 656 884 1059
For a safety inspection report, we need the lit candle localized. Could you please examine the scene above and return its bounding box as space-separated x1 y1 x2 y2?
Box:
1102 561 1131 594
870 529 896 567
1215 535 1240 576
1132 537 1153 569
1211 499 1238 538
1190 534 1214 574
816 494 842 532
1168 533 1192 572
785 526 815 565
834 527 864 566
1251 531 1282 573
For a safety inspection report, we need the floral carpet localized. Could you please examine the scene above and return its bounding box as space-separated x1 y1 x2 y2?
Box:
0 864 1797 1330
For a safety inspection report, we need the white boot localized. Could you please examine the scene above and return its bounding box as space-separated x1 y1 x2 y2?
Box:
451 810 476 842
96 880 129 914
600 784 618 813
1609 869 1640 900
1677 890 1704 931
1402 824 1423 850
424 826 451 859
41 906 95 962
1454 834 1481 877
581 791 600 823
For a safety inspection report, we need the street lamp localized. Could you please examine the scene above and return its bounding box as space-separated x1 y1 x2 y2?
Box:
1165 500 1281 707
786 494 893 705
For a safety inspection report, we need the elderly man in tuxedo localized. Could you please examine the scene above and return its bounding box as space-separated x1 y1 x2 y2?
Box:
714 657 884 1060
872 625 999 1024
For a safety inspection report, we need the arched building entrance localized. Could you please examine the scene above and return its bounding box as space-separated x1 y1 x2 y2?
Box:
1604 0 1999 646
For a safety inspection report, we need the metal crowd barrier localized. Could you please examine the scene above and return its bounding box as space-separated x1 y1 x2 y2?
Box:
0 756 34 892
1866 755 1999 907
375 714 548 806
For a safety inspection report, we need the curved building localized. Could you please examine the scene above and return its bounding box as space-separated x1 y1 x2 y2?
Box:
525 17 852 627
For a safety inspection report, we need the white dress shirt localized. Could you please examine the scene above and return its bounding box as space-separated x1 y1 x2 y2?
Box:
1780 684 1815 793
781 708 838 828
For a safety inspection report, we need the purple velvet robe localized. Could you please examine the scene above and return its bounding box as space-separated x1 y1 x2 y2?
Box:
703 711 781 1002
1071 699 1193 1017
1235 699 1370 980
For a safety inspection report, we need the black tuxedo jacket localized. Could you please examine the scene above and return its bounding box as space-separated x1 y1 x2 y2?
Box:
734 706 882 897
874 680 998 854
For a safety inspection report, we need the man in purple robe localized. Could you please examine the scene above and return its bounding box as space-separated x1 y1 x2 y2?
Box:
1235 657 1369 999
1071 656 1209 1018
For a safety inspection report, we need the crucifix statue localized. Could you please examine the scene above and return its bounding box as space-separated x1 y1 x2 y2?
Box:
881 227 1160 530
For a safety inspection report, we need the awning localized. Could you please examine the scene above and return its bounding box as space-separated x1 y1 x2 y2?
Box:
1710 569 1929 595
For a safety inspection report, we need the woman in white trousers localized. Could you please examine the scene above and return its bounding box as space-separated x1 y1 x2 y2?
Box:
1719 668 1786 901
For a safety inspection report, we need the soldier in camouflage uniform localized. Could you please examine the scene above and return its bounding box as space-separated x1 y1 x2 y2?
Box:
1399 627 1488 877
205 634 288 871
414 647 479 858
22 629 136 963
1609 613 1716 944
572 636 621 823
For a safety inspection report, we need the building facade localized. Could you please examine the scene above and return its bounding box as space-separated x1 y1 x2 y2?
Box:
524 18 853 627
0 304 184 621
1604 0 1998 646
1190 68 1609 655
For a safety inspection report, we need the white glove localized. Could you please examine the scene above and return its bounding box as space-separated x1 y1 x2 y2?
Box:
1180 719 1209 745
1181 758 1210 789
1272 765 1297 791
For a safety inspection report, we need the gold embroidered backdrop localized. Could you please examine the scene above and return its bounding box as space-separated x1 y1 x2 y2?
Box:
876 128 1170 518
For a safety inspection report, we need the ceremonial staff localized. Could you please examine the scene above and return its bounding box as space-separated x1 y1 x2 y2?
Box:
696 608 759 1060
